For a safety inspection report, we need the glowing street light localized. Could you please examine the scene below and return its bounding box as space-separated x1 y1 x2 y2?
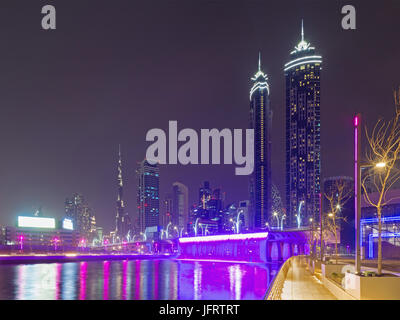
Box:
280 214 286 231
166 222 172 239
375 162 386 168
19 235 24 251
273 211 279 228
297 200 305 229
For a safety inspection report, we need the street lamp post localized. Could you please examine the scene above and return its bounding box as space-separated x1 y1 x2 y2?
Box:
309 218 314 257
273 211 279 229
280 214 286 231
354 114 362 274
319 193 323 261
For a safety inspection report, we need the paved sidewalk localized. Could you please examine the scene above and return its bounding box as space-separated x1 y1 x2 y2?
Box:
281 256 336 300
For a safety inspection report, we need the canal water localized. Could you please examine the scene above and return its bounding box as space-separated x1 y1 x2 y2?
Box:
0 259 282 300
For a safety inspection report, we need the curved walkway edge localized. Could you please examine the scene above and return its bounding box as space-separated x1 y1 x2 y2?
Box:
280 256 337 300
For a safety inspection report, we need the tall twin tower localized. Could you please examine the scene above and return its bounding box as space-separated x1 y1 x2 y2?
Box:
250 21 322 229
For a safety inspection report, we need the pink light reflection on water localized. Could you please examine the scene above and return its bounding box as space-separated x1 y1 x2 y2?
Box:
103 261 110 300
121 260 128 300
178 260 273 300
55 263 62 300
79 262 87 300
3 259 279 300
154 260 159 300
134 260 140 299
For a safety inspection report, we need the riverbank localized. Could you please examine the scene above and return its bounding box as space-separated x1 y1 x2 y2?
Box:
0 253 177 264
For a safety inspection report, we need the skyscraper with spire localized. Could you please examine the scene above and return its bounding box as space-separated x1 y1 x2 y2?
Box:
115 145 130 240
249 53 272 229
285 21 322 227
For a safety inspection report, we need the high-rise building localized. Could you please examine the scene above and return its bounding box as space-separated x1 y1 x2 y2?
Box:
136 160 160 233
115 145 130 241
285 21 322 227
249 53 272 229
199 181 212 208
161 193 173 230
172 182 189 233
65 193 92 238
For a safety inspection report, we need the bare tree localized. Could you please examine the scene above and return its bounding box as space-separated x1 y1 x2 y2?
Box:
362 88 400 275
324 179 353 264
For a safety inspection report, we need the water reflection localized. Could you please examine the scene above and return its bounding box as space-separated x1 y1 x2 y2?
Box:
0 259 280 300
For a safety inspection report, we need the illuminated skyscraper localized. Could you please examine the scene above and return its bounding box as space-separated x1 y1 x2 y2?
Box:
115 145 130 240
172 182 189 233
65 193 92 238
285 21 322 227
161 193 173 230
136 160 160 233
249 53 272 229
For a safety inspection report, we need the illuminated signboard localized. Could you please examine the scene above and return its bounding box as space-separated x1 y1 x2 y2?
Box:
62 218 73 230
17 216 56 229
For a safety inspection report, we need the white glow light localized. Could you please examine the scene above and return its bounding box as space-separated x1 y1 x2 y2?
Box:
62 218 74 230
284 58 322 72
18 216 56 229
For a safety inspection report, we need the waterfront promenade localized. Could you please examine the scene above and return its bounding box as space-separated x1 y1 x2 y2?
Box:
281 256 336 300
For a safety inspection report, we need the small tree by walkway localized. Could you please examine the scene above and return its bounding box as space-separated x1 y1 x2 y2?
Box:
324 179 352 264
362 88 400 275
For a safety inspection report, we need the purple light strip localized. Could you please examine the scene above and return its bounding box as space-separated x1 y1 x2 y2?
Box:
177 258 258 264
178 232 269 243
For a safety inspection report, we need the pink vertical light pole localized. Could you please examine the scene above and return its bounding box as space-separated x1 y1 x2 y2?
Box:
354 114 361 274
53 237 59 251
19 235 24 251
319 192 323 261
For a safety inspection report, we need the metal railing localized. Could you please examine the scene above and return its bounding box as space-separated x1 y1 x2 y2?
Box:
264 255 299 300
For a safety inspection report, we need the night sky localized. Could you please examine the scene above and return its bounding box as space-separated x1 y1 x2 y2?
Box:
0 0 399 232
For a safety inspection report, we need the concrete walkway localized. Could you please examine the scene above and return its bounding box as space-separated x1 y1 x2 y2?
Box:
281 256 336 300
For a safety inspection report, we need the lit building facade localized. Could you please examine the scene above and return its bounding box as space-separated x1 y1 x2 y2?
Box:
136 160 160 233
172 182 189 233
285 22 322 227
161 193 173 230
5 216 80 251
361 189 400 259
249 54 272 229
0 225 6 246
65 193 93 239
115 145 131 241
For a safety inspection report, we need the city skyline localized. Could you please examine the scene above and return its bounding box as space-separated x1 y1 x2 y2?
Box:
0 1 399 233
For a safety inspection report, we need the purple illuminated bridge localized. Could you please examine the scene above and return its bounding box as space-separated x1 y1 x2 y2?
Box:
178 231 310 263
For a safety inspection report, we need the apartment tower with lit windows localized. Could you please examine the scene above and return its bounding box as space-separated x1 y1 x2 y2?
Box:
136 160 160 233
285 21 322 227
249 54 272 229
